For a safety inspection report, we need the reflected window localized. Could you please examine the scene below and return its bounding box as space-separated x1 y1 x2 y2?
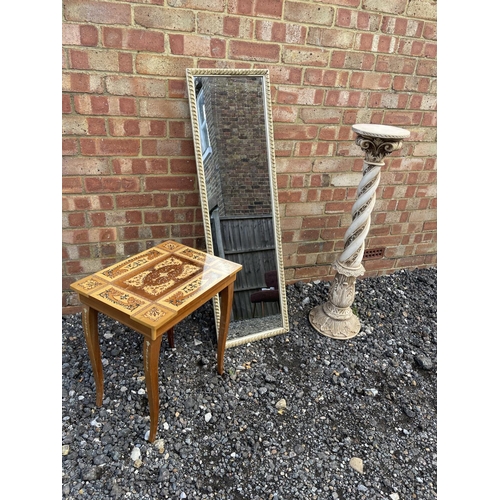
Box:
196 88 212 160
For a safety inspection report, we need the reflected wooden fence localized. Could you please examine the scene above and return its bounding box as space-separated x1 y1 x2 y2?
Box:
211 214 279 320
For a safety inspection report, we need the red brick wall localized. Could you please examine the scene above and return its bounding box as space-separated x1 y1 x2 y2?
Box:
62 0 437 314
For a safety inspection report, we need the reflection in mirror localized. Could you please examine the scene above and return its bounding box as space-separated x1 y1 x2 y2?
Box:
186 69 289 348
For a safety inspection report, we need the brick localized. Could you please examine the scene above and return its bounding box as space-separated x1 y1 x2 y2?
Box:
109 118 166 137
169 34 226 59
105 75 166 98
168 0 225 12
304 68 349 87
294 141 334 157
336 8 381 31
62 94 72 113
260 65 302 85
276 86 323 105
63 138 78 155
350 72 392 90
135 54 194 77
62 72 105 93
63 157 110 176
84 176 140 192
255 20 306 44
228 0 283 18
138 99 189 119
416 59 437 77
62 177 83 194
407 0 437 20
393 76 430 93
368 92 409 109
70 48 127 72
355 33 397 53
229 40 280 62
276 158 313 173
381 16 423 37
423 22 437 40
307 28 355 49
325 90 368 107
64 1 131 24
135 6 195 31
73 95 136 115
331 50 375 71
376 55 416 74
198 12 254 39
63 24 99 46
168 79 188 99
409 94 437 110
299 108 342 124
397 39 424 57
284 1 334 26
141 139 194 157
80 138 140 156
169 121 191 138
272 106 298 123
413 142 437 157
274 125 318 141
103 27 164 52
361 0 406 15
115 194 154 208
282 46 329 67
145 176 196 191
111 158 166 175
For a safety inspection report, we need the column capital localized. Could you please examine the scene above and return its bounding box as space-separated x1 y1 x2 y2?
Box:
352 124 410 164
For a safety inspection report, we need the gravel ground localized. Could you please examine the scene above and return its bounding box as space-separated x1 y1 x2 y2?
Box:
62 267 437 500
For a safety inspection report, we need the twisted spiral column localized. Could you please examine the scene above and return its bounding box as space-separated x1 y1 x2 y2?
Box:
309 124 410 340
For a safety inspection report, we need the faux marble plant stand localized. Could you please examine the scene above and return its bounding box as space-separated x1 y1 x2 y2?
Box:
309 124 410 340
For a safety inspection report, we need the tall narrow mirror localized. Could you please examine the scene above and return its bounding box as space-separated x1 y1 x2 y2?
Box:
186 68 289 348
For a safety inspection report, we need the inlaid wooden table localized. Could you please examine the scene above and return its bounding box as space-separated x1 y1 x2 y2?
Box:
70 240 242 442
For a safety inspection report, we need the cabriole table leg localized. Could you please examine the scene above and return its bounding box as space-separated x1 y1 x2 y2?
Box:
143 336 162 443
81 306 104 406
217 281 235 375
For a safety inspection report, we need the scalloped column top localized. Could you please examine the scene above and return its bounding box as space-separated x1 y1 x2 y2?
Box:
352 124 410 139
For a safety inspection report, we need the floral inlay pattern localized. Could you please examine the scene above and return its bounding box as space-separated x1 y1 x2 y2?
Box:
178 247 208 263
79 277 105 291
98 287 146 312
141 306 168 323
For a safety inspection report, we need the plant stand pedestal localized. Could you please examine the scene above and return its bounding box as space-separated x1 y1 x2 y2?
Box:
309 124 410 340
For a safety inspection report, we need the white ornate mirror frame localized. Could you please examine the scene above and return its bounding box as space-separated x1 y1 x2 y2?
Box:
186 68 289 348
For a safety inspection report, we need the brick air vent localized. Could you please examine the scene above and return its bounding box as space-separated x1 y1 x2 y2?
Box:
363 247 385 260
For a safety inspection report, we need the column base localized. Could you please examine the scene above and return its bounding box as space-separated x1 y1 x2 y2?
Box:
309 304 361 340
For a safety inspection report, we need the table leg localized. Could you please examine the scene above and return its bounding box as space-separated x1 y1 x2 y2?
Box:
81 306 104 407
167 327 174 348
217 281 234 375
143 336 162 443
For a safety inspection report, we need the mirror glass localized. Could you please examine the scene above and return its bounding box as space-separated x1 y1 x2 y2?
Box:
186 69 289 348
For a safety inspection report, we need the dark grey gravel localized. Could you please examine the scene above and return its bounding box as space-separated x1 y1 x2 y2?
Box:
62 267 437 500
